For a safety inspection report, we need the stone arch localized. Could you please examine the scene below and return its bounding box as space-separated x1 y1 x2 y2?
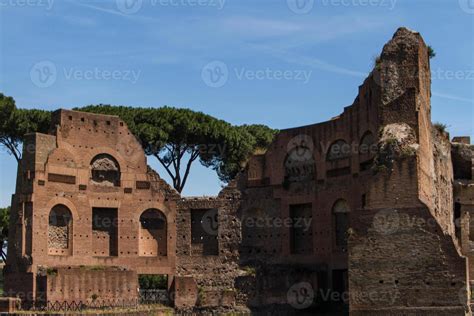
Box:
326 139 351 161
359 131 376 171
84 147 128 174
284 147 316 182
90 154 121 186
332 199 350 250
359 131 375 155
44 197 79 222
48 204 73 256
139 209 167 257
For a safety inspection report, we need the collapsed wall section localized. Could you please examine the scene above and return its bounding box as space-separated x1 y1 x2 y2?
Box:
174 185 245 312
348 28 469 315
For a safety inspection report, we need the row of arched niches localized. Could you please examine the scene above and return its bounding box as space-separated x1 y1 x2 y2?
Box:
47 205 167 257
284 131 375 182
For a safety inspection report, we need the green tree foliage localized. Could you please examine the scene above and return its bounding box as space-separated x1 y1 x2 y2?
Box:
0 94 277 192
138 275 167 290
0 94 51 162
78 105 277 191
238 124 277 151
0 207 9 262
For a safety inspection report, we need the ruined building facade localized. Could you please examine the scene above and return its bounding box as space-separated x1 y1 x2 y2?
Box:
238 28 473 315
4 28 474 315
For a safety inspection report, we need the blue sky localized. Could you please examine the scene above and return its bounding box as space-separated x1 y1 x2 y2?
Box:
0 0 473 207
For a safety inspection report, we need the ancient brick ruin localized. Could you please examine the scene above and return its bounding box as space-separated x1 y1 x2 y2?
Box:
4 28 474 315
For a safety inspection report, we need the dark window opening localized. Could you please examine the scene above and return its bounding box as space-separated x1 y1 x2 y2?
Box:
361 194 367 209
332 269 348 304
333 200 350 251
191 209 218 256
290 204 313 255
327 140 351 161
454 202 461 241
359 159 374 172
335 213 349 248
92 208 118 257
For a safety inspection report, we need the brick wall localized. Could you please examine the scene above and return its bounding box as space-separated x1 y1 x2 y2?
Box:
175 186 242 310
40 267 138 304
5 110 180 305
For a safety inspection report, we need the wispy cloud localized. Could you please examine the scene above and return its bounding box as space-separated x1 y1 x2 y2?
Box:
209 14 393 76
65 0 157 23
249 43 366 77
216 15 394 50
432 91 474 104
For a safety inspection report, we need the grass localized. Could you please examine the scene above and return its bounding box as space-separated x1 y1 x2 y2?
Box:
15 304 173 315
242 266 256 277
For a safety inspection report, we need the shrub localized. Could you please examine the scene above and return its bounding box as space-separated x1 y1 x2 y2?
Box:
433 122 447 134
428 46 436 59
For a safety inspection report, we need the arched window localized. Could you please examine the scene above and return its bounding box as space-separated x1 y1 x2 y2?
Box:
284 146 316 183
139 209 167 257
327 140 351 161
48 204 73 255
359 132 376 171
90 154 120 186
359 131 375 155
333 199 350 251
